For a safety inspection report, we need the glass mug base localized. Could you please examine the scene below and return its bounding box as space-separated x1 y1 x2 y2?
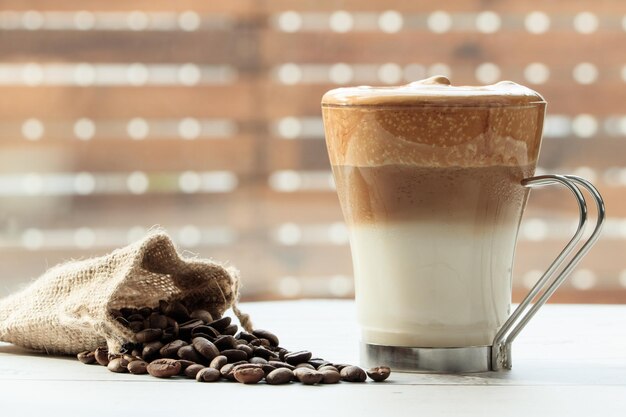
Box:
361 342 493 373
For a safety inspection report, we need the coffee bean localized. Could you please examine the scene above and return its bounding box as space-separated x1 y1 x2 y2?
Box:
318 365 339 373
208 316 231 332
196 367 221 382
285 350 312 365
261 364 276 376
107 357 128 373
123 354 139 363
138 307 152 317
333 363 351 371
148 313 168 330
178 319 204 339
192 338 220 362
219 363 238 381
214 335 237 351
252 329 279 347
249 357 268 365
127 360 148 375
295 363 315 370
277 348 289 361
253 346 278 360
222 324 238 336
184 364 205 379
268 361 295 371
236 344 254 358
294 368 323 385
128 321 144 333
320 370 341 384
190 309 213 323
77 351 96 364
340 366 367 382
127 313 144 322
191 325 219 339
131 348 142 358
160 340 188 358
94 347 109 366
158 300 168 313
142 341 164 361
221 349 248 363
266 368 293 385
165 301 190 321
249 338 270 347
120 307 136 317
135 328 162 343
209 355 228 370
366 366 391 382
309 358 331 369
234 366 265 384
147 359 181 378
176 360 196 371
115 316 130 327
177 345 204 364
236 331 257 343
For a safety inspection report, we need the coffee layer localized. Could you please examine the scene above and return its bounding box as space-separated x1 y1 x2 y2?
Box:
322 76 545 168
332 164 533 226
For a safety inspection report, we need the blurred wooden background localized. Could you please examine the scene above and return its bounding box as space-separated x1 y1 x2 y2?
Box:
0 0 624 303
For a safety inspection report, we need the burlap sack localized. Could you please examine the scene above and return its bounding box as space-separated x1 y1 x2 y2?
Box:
0 231 251 355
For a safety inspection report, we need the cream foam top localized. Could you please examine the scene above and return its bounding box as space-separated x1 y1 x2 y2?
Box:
322 76 545 107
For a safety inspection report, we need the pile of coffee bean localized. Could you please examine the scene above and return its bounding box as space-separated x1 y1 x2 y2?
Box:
77 300 391 385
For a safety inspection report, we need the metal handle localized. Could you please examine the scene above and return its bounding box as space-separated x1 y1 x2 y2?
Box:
491 175 606 370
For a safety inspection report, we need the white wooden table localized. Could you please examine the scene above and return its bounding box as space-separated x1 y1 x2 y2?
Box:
1 300 625 416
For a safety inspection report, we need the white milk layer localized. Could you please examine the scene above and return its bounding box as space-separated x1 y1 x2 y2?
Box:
350 221 520 348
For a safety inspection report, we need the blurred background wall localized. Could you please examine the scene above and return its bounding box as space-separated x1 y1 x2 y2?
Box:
0 0 624 302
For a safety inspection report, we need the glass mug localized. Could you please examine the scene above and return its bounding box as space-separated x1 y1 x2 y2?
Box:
321 77 605 372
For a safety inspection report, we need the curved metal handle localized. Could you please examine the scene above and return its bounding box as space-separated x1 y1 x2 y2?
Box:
491 174 606 370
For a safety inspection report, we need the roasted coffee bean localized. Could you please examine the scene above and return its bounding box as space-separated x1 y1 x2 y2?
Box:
94 347 110 366
249 338 270 347
285 350 312 365
366 366 391 382
176 360 196 371
131 348 142 358
249 356 268 365
294 368 323 385
127 360 148 375
277 348 289 361
148 313 168 330
107 357 128 373
309 358 331 369
318 365 339 373
234 366 264 384
236 331 257 343
266 368 293 385
208 316 231 332
158 300 168 313
120 307 136 317
135 328 162 343
222 324 238 336
209 355 228 370
147 358 181 378
142 341 164 361
77 351 96 364
192 337 220 361
190 309 213 323
138 307 152 317
340 366 367 382
123 354 139 363
221 349 248 363
191 325 219 339
320 370 341 384
333 363 351 371
219 363 237 381
127 313 144 322
252 329 280 347
178 345 204 364
261 364 276 376
165 300 190 321
295 363 315 370
184 364 205 379
160 340 188 358
128 321 144 333
268 361 295 371
253 346 278 360
214 335 237 351
196 367 221 382
178 319 204 339
237 344 254 358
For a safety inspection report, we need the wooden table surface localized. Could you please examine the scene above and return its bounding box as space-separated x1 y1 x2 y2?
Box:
1 300 625 416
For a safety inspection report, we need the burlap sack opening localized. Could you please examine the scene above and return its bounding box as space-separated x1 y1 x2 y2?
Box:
0 231 251 355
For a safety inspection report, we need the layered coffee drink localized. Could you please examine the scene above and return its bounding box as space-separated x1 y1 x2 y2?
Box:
322 76 546 347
